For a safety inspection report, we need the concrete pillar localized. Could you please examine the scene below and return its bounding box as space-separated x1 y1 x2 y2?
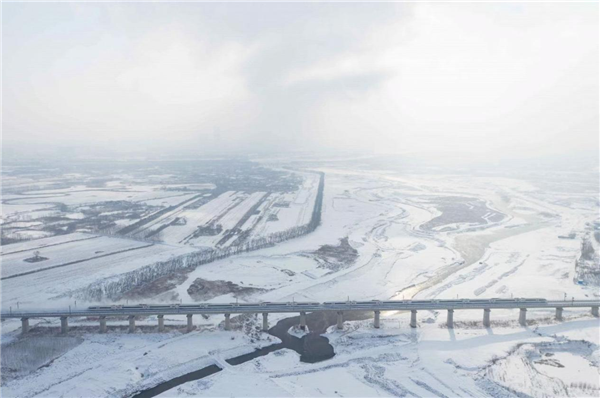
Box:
410 310 417 328
555 307 563 321
224 313 231 331
336 311 344 330
374 310 381 329
483 309 491 328
158 315 165 332
519 308 527 326
128 315 135 333
446 309 454 329
262 313 269 331
99 316 107 333
21 317 29 334
299 311 307 330
60 316 68 334
186 314 193 333
592 306 599 317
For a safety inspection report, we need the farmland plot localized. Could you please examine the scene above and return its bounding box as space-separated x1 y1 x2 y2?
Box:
144 191 245 244
1 238 199 306
1 235 151 279
250 172 321 236
140 193 198 207
187 192 267 247
123 192 220 238
0 232 96 255
3 188 187 207
1 203 56 217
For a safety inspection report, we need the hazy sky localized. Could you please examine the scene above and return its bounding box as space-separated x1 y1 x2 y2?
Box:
3 2 598 158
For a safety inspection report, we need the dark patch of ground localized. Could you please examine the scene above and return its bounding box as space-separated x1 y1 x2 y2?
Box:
574 235 600 286
186 278 266 301
534 358 564 368
420 196 505 231
23 255 49 263
122 269 190 301
1 335 83 383
313 237 359 272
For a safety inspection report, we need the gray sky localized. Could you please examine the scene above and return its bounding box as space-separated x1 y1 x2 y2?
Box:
3 2 598 158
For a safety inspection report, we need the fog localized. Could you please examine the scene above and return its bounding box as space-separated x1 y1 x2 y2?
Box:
3 2 598 160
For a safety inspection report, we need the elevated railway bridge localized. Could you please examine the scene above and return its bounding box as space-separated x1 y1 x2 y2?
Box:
2 298 599 335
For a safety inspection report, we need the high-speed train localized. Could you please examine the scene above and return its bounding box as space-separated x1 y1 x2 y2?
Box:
88 301 322 311
88 298 547 311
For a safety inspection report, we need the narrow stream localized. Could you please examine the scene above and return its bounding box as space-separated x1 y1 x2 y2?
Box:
131 365 221 398
130 310 372 397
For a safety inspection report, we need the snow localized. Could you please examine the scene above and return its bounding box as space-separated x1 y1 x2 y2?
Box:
1 230 54 240
251 172 321 236
4 188 195 207
187 192 267 247
0 232 96 255
139 193 198 207
127 314 598 398
2 235 149 279
1 203 56 217
1 327 276 398
1 164 598 397
1 234 199 307
533 351 598 387
148 191 243 244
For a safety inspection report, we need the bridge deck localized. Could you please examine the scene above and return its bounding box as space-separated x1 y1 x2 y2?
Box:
2 299 599 319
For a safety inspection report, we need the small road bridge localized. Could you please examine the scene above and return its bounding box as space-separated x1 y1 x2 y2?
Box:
2 298 599 334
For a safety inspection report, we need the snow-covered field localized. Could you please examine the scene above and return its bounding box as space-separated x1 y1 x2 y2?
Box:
166 191 267 247
2 310 597 397
1 163 598 397
168 314 598 398
2 234 150 279
130 191 244 240
0 233 96 255
1 324 277 397
1 234 200 307
250 172 321 236
2 188 190 208
129 171 320 249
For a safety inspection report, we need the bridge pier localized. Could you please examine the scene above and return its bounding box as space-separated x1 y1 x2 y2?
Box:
410 310 417 328
21 317 29 334
299 312 306 330
128 315 135 333
336 311 344 330
11 299 600 337
224 313 231 331
519 308 527 326
483 309 491 328
446 309 454 329
186 314 193 333
555 307 563 321
262 313 269 331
